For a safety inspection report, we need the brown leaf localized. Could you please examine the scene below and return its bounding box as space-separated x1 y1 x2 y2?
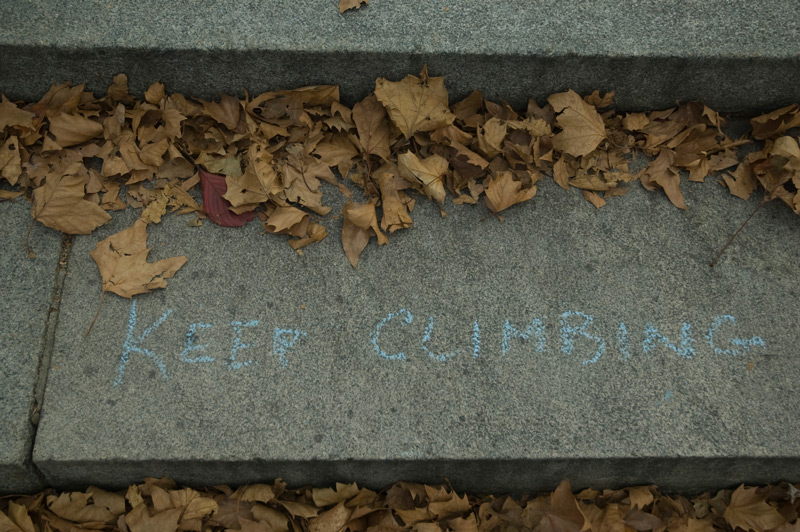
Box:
342 201 387 267
353 93 392 161
0 95 35 131
339 0 368 12
265 205 309 236
0 136 22 185
313 483 362 507
376 165 414 233
375 67 455 138
290 222 328 251
397 151 449 203
90 219 187 298
723 485 786 532
751 104 800 140
33 172 112 234
723 163 759 201
478 118 507 158
47 491 117 524
641 149 686 209
532 480 589 532
48 113 104 148
202 93 241 130
484 170 536 213
310 502 352 532
548 90 607 157
3 501 34 532
125 503 181 532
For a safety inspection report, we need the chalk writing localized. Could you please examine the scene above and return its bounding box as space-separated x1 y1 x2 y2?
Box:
229 320 259 369
115 301 770 385
560 310 606 365
181 322 214 363
115 300 172 387
706 315 765 356
371 308 413 361
501 317 546 354
472 321 481 357
422 316 459 362
114 301 307 386
643 322 695 359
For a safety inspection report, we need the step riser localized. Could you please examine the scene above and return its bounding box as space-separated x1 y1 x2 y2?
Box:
2 46 798 112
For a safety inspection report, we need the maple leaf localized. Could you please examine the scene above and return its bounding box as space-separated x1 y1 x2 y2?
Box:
0 136 22 185
375 67 456 138
32 172 112 234
199 168 255 227
397 151 449 203
548 90 607 157
48 113 104 148
484 171 537 213
90 219 187 298
342 201 387 267
640 149 687 209
339 0 368 13
352 93 392 161
723 485 786 532
0 95 35 130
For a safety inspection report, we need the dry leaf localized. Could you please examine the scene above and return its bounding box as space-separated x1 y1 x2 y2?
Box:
723 485 786 532
342 201 387 267
548 90 607 157
32 173 112 234
397 151 449 203
375 68 455 138
484 171 536 213
90 219 187 298
339 0 368 13
353 93 392 161
48 113 104 147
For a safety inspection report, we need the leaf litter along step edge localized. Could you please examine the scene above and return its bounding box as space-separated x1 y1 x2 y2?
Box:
1 478 799 532
0 68 798 304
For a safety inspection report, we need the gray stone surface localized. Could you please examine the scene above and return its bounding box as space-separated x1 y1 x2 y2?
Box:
0 200 63 494
33 171 800 492
1 0 799 111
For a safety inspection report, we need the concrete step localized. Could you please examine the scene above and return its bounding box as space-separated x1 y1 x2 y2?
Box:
30 176 800 493
0 0 799 111
0 201 64 493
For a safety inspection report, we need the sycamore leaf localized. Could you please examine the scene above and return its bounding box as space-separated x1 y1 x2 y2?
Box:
751 104 800 140
125 503 181 532
478 117 507 158
484 171 536 213
309 502 352 532
313 483 361 507
376 165 414 233
265 205 309 237
202 93 241 130
48 113 104 148
375 67 455 138
0 95 35 130
532 480 590 532
199 168 255 227
723 163 758 201
32 173 112 234
353 93 392 161
0 136 22 185
342 201 387 267
641 149 687 209
290 222 328 251
723 485 786 532
90 219 187 298
397 151 449 203
548 90 606 157
339 0 368 13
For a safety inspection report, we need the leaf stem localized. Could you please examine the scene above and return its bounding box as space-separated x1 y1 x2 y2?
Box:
709 196 767 267
85 291 106 336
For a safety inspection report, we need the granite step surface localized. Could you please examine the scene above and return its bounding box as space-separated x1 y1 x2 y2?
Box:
0 0 799 111
30 177 800 493
0 201 65 493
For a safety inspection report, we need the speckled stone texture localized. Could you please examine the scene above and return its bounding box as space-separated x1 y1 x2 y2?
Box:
0 201 63 494
33 173 800 493
1 0 798 111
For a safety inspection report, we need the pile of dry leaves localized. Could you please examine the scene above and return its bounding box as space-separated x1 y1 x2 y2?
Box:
1 69 799 300
1 479 799 532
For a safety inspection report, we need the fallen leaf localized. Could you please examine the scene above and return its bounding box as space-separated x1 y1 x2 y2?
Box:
0 136 22 185
48 113 104 147
90 219 187 298
397 151 449 203
32 172 112 234
548 90 607 157
641 149 687 209
353 93 392 162
339 0 368 13
723 485 786 532
375 67 456 138
484 171 536 213
342 201 387 267
199 168 255 226
0 95 35 131
751 104 800 140
310 502 352 532
125 503 181 532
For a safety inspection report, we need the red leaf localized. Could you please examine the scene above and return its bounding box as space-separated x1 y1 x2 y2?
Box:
198 168 254 227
